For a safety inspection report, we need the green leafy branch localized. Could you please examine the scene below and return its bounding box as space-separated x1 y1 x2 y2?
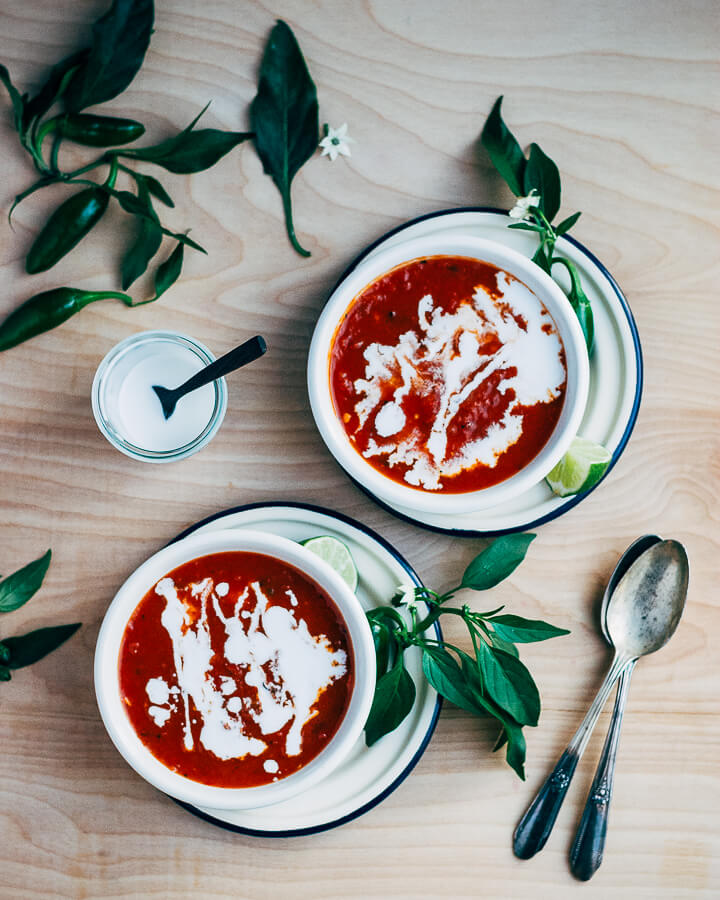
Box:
481 97 594 353
365 534 569 780
0 6 323 350
1 1 250 295
0 550 81 681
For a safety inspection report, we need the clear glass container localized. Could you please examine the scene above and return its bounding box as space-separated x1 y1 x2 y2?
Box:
92 331 228 463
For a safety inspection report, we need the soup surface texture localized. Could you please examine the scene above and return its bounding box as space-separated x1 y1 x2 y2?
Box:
119 551 353 788
330 255 567 493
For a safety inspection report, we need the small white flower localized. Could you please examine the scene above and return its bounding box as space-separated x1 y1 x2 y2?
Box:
393 583 419 610
509 190 541 220
319 123 355 161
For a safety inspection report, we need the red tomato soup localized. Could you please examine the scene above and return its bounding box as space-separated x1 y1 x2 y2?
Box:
330 255 567 493
118 552 354 788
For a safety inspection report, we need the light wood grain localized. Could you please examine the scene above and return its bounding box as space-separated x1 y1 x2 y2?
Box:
0 0 718 897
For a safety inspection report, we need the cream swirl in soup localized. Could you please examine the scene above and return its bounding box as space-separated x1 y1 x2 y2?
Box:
330 256 567 493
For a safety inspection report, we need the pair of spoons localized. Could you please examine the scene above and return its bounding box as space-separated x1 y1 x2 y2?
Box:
151 335 268 419
513 535 689 879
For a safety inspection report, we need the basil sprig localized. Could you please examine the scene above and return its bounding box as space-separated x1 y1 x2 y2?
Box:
365 534 569 779
481 97 594 353
251 20 320 258
0 550 81 682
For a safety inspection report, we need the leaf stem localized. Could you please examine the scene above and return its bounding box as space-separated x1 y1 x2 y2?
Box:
282 189 311 258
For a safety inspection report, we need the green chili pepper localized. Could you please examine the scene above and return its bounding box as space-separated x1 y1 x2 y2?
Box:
51 113 145 147
25 186 110 274
0 287 133 351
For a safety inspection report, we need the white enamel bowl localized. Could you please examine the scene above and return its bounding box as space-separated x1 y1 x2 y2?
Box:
94 528 376 810
307 233 590 514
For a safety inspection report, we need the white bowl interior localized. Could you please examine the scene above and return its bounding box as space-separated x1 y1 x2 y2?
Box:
308 233 590 514
94 528 375 810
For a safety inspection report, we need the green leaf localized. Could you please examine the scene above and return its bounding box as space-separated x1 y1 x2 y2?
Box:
4 623 81 669
104 186 206 254
112 188 149 217
422 646 481 714
165 231 205 254
125 128 251 174
364 655 416 746
459 650 527 779
370 619 392 680
555 211 581 235
64 0 154 112
488 632 519 657
507 221 545 233
121 180 162 289
23 51 88 127
524 142 561 222
495 711 527 780
477 642 540 727
366 605 408 633
141 174 174 208
532 243 553 275
461 533 535 591
153 241 184 300
0 665 11 681
250 20 319 257
0 550 51 613
489 614 570 644
118 105 251 174
0 642 10 665
0 64 26 133
480 96 526 197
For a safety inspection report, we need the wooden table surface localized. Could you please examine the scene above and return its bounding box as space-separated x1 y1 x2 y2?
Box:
1 1 718 897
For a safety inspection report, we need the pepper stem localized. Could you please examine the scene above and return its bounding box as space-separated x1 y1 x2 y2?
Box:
89 291 134 307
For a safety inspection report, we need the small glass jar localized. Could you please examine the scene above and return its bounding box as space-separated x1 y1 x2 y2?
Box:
92 331 228 463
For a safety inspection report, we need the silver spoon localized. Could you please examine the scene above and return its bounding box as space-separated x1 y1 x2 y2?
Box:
152 335 267 420
513 538 689 860
568 534 661 879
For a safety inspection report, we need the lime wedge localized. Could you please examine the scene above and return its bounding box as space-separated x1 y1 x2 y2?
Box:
301 536 359 592
545 437 612 497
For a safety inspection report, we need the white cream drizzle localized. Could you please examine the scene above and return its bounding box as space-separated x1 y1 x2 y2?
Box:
145 578 348 763
148 705 172 727
353 272 566 489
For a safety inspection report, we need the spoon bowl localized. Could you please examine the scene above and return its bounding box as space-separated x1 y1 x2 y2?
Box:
153 334 267 419
606 539 689 661
600 535 662 641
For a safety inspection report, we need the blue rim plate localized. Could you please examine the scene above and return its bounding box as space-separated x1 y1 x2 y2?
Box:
167 501 442 837
321 208 643 536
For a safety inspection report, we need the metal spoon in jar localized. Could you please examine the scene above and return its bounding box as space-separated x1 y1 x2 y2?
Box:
513 538 689 861
152 335 267 420
568 534 661 880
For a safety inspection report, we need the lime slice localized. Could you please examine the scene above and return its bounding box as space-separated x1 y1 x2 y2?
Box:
301 536 359 592
545 437 612 497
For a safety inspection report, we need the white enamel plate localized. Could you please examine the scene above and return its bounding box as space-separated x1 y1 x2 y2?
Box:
168 502 441 836
324 209 643 535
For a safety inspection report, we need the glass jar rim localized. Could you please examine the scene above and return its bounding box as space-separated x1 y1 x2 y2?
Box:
91 330 228 463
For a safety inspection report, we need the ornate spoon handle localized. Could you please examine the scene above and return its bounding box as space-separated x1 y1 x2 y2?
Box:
513 653 630 859
569 661 635 880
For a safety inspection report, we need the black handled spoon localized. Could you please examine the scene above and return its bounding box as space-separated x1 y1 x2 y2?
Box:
152 335 267 420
